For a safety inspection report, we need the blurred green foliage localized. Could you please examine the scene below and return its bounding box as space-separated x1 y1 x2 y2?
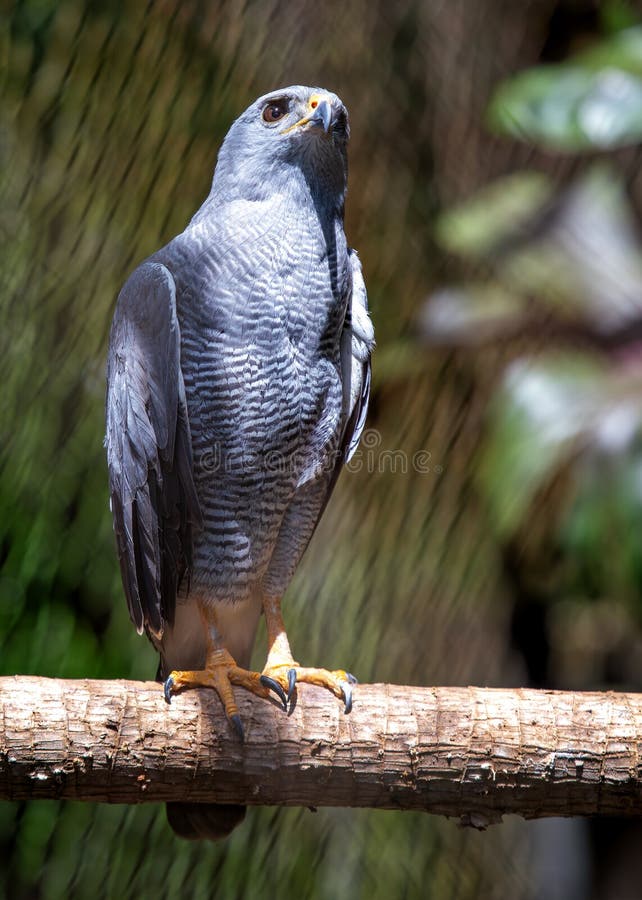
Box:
424 12 642 694
488 26 642 150
427 155 642 621
435 173 553 259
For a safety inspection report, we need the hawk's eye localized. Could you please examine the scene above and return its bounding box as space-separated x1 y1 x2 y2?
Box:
262 102 288 123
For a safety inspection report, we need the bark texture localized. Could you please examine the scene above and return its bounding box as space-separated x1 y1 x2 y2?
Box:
2 676 642 825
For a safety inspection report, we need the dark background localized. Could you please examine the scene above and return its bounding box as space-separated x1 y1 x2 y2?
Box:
3 1 642 897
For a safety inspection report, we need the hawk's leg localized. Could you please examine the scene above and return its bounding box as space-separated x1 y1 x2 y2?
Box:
163 604 287 740
260 596 357 713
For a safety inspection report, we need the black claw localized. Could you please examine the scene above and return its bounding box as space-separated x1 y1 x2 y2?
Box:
341 682 353 714
346 672 358 685
230 713 245 742
163 676 174 704
260 675 288 711
287 668 297 704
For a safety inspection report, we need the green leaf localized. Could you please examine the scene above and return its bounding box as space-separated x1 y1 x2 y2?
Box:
578 25 642 74
435 172 552 258
488 28 642 151
435 165 642 335
478 355 607 537
479 352 642 539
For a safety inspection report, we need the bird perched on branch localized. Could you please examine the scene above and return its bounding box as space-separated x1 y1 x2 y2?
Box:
106 85 374 840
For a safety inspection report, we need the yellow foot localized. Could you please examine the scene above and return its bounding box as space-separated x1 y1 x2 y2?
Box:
163 648 288 740
260 662 358 714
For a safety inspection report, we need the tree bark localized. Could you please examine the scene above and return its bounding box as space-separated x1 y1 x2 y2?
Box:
2 676 642 826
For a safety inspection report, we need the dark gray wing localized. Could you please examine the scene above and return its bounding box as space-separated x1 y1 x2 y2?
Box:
105 261 202 638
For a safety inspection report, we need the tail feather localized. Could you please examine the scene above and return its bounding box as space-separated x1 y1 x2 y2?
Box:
166 802 246 841
158 593 263 841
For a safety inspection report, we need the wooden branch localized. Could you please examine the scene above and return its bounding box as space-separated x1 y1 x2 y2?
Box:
2 676 642 826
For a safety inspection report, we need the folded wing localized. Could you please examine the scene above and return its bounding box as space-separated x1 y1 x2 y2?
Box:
105 262 202 638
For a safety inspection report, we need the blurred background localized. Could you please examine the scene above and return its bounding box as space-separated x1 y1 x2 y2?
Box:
3 0 642 897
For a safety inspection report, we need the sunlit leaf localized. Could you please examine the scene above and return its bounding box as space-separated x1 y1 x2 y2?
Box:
480 354 642 538
480 355 608 537
489 29 642 151
434 165 642 335
435 172 552 258
500 166 642 329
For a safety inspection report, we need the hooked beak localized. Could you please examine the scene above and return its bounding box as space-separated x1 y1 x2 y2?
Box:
283 94 334 135
307 98 332 133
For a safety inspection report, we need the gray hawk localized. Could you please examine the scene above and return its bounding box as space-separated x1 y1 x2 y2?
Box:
105 86 374 839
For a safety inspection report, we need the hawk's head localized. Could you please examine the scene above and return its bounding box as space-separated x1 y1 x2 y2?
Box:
255 85 349 144
212 85 349 207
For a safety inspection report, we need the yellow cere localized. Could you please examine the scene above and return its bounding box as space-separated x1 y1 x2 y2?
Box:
281 93 331 135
